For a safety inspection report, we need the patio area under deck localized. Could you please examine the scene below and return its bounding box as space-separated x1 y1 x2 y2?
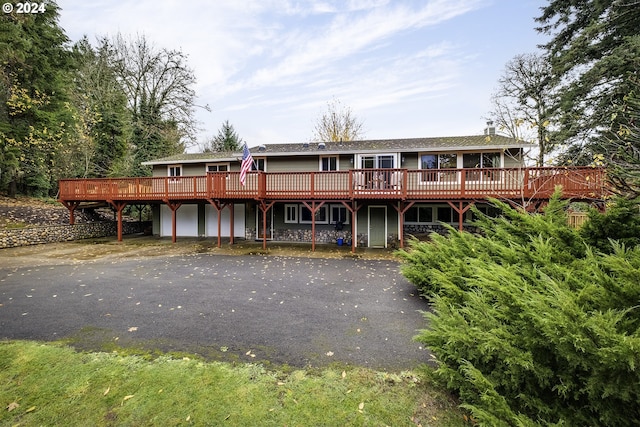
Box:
58 166 607 251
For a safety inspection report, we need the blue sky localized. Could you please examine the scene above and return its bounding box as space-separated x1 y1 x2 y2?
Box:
57 0 548 149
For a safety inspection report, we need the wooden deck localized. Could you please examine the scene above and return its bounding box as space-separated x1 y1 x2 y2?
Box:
58 167 606 203
57 167 607 250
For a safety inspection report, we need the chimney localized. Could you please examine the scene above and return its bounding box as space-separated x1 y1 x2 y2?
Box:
484 120 496 136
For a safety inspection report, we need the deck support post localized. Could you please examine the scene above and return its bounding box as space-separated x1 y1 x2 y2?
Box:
107 200 128 242
392 201 416 248
163 200 182 243
59 200 81 225
258 201 276 250
301 201 326 252
134 204 145 223
229 203 235 245
447 201 474 231
340 201 362 254
206 199 230 248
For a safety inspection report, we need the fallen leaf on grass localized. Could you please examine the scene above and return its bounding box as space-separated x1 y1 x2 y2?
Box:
7 402 19 412
121 395 134 405
342 371 346 379
103 386 110 396
25 406 36 413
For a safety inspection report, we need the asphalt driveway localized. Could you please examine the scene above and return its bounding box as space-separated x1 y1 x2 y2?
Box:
0 242 433 369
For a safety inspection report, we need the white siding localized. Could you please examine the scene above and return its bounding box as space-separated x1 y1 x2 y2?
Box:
160 204 198 237
205 204 246 237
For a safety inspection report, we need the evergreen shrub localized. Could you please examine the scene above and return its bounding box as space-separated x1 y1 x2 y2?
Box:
397 193 640 426
580 197 640 254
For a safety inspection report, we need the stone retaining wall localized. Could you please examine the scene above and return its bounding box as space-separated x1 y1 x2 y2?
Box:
0 221 149 249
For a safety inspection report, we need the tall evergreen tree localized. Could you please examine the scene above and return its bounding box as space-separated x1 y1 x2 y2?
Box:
204 120 243 152
536 1 640 156
0 0 75 196
601 77 640 197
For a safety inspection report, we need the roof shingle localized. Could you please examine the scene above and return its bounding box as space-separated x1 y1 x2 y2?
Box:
144 135 534 165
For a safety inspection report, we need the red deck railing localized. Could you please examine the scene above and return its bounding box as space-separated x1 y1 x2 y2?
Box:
58 167 607 203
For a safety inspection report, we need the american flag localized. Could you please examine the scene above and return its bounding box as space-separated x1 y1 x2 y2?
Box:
239 143 253 186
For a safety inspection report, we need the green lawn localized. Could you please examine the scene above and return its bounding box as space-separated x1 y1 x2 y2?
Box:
0 341 467 426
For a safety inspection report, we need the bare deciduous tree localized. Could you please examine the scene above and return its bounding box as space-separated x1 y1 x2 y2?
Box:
108 33 202 175
311 98 365 142
489 53 559 166
110 33 198 139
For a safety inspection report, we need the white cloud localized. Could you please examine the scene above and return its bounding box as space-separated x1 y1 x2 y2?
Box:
222 0 483 93
57 0 544 145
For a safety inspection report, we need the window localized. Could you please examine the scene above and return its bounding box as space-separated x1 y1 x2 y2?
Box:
330 204 349 225
463 153 481 169
405 206 433 223
439 153 457 168
436 206 460 224
462 152 501 181
299 205 328 224
420 153 457 182
463 153 482 180
482 152 501 168
360 154 396 169
320 156 338 171
471 205 502 221
378 155 394 169
168 165 182 177
284 204 298 223
361 156 375 169
206 163 229 172
252 158 266 171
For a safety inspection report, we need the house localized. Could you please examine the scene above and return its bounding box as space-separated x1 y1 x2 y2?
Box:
58 126 607 252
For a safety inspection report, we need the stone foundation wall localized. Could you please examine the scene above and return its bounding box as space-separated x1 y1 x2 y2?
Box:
404 224 480 239
243 225 480 247
244 228 353 245
0 221 149 249
272 228 352 244
404 224 451 237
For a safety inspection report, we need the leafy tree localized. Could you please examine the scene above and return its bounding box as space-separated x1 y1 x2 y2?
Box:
68 37 130 177
0 0 75 196
311 98 365 142
489 53 559 166
397 192 640 426
109 33 199 176
203 120 243 152
536 1 640 150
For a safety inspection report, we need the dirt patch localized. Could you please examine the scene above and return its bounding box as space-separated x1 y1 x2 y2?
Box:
0 235 398 269
0 195 398 266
